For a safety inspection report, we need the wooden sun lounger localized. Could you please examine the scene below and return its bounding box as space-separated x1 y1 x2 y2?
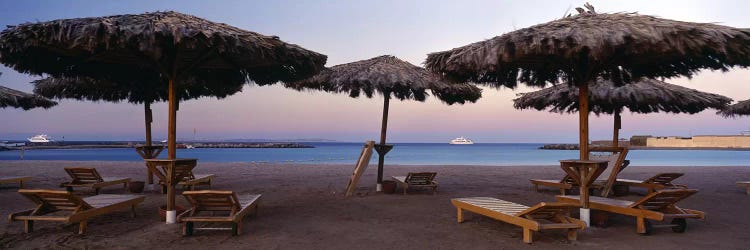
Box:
531 147 629 197
148 164 214 193
737 181 750 195
60 167 130 194
178 190 261 236
0 176 32 189
451 197 585 244
8 189 145 234
556 189 704 235
392 172 438 195
615 173 687 194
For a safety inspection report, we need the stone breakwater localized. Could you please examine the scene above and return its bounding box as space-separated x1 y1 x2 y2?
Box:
539 144 579 150
1 142 314 150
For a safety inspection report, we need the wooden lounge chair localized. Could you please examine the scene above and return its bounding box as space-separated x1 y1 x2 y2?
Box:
392 172 438 195
531 147 629 197
0 176 32 189
148 164 215 193
556 189 704 235
614 173 687 194
451 197 585 244
60 167 130 194
737 181 750 195
178 190 261 236
8 189 145 234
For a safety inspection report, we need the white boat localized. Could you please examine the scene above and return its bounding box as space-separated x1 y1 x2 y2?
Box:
449 137 474 145
27 134 53 143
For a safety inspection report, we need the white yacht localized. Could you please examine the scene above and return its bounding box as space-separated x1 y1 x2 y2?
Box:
449 137 474 145
27 134 53 143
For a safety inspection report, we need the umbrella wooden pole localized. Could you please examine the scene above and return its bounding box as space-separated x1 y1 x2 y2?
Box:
166 78 177 224
145 102 153 147
579 84 589 160
168 79 177 159
613 111 621 148
376 95 390 191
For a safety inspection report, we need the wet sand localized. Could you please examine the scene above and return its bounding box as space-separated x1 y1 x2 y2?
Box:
1 160 749 249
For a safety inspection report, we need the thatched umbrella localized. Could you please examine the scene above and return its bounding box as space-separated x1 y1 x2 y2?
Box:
719 99 750 117
288 55 481 191
425 4 750 224
1 85 57 110
0 11 326 223
514 78 732 147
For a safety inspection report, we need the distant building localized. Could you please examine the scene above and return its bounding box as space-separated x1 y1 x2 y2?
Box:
635 135 750 148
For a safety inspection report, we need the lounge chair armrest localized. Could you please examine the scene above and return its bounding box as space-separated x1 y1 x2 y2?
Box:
177 208 195 222
9 209 35 222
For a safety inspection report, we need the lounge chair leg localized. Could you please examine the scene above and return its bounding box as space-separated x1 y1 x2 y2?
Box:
636 217 651 235
746 187 750 195
79 220 87 235
19 180 24 189
184 222 193 236
534 184 539 192
94 188 100 195
162 185 167 194
131 205 137 217
567 228 577 241
123 182 128 189
403 184 407 195
24 220 33 233
66 186 73 192
231 223 239 236
456 208 464 223
560 188 566 195
432 186 437 195
522 228 533 244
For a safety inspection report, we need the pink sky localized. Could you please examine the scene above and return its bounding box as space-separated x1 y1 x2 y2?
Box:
1 0 749 142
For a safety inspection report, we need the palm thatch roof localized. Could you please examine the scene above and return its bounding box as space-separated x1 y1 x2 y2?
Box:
0 85 57 110
33 76 242 104
425 7 750 88
287 55 481 104
718 99 750 117
0 11 327 87
514 78 731 115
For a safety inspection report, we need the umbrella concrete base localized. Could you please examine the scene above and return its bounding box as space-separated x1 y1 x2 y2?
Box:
580 208 591 227
165 210 177 224
376 184 382 192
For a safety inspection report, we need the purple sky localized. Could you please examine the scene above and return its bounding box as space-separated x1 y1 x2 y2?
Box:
1 0 749 143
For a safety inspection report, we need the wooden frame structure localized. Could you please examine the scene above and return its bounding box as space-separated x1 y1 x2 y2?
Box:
60 167 130 194
530 147 629 197
345 141 375 197
615 173 686 194
146 161 213 193
451 197 585 244
556 189 704 234
392 172 438 195
8 189 145 234
178 191 261 236
0 176 31 189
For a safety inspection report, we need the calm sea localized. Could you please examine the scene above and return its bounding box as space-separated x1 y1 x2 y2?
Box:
1 142 749 166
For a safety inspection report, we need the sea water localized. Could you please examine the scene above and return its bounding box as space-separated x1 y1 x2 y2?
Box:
1 142 749 166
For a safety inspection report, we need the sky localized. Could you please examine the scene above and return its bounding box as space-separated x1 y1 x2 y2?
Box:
1 0 750 143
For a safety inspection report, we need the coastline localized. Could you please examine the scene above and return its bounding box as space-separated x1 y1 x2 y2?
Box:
1 161 749 249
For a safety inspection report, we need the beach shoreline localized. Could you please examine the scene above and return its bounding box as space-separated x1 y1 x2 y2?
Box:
1 160 749 249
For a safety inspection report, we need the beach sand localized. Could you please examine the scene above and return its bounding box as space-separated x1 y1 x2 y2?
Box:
1 160 749 249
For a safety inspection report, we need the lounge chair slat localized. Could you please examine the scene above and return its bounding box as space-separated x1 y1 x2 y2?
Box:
556 189 703 234
452 197 584 244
